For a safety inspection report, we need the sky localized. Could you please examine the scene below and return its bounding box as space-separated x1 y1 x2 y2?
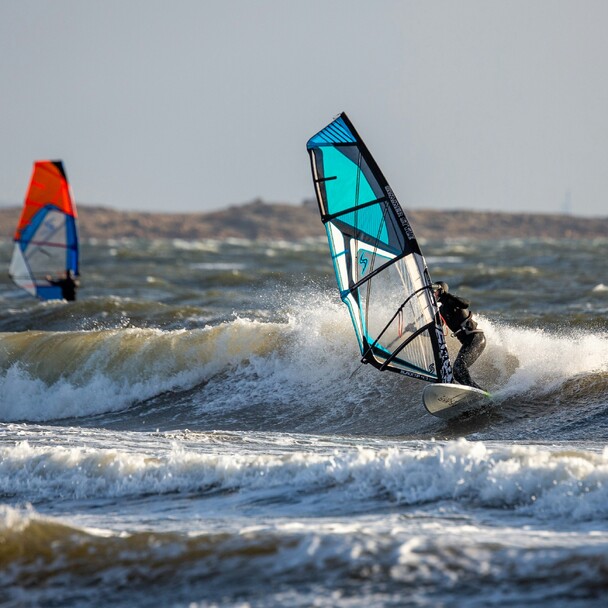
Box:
1 0 607 217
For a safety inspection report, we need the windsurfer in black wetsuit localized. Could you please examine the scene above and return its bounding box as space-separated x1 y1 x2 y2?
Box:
433 281 486 391
46 270 79 301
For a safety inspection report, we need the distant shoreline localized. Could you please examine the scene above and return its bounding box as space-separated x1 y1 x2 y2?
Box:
1 200 607 241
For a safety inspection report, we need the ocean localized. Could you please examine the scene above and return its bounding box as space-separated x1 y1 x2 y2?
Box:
1 234 607 607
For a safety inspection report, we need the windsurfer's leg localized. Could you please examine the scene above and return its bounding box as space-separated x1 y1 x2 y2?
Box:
453 333 486 390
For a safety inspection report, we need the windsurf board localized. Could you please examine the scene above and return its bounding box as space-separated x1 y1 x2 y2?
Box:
422 383 491 420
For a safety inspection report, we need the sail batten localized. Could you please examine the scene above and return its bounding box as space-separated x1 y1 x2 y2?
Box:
9 161 79 300
307 113 453 383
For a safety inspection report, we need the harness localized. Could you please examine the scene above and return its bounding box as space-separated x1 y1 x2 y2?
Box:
451 312 484 338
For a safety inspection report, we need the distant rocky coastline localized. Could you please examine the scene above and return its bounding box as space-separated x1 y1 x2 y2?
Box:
1 199 606 241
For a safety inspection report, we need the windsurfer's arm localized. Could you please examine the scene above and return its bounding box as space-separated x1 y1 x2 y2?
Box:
442 293 470 309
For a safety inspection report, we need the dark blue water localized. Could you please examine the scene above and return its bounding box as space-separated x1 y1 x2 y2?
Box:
1 236 607 607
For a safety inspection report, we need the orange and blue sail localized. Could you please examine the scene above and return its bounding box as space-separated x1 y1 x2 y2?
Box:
307 113 452 383
9 161 79 300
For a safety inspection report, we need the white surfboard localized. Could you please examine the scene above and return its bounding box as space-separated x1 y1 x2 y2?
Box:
422 383 491 420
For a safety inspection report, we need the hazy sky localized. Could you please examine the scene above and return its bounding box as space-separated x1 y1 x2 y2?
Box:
1 0 607 216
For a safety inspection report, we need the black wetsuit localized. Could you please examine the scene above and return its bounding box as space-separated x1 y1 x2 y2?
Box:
49 277 78 301
437 292 485 390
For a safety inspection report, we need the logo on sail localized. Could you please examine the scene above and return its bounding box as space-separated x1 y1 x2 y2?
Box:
385 186 415 240
358 251 369 275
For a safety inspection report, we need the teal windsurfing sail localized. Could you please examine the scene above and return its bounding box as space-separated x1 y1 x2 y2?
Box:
307 113 452 383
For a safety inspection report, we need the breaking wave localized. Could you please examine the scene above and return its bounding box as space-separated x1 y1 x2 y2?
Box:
1 293 606 438
2 437 608 523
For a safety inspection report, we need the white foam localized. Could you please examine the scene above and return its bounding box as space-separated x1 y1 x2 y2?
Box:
189 262 245 270
0 503 36 532
478 317 608 395
171 239 220 252
2 438 608 523
0 320 283 421
197 292 372 416
281 294 608 406
1 291 605 423
197 294 608 419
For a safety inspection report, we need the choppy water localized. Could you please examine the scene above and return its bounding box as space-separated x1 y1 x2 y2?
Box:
1 235 607 607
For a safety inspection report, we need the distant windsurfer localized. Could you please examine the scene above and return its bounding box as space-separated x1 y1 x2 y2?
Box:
46 270 79 301
433 282 486 391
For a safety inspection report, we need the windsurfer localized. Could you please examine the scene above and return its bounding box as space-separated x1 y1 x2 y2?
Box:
46 270 79 301
433 282 485 390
